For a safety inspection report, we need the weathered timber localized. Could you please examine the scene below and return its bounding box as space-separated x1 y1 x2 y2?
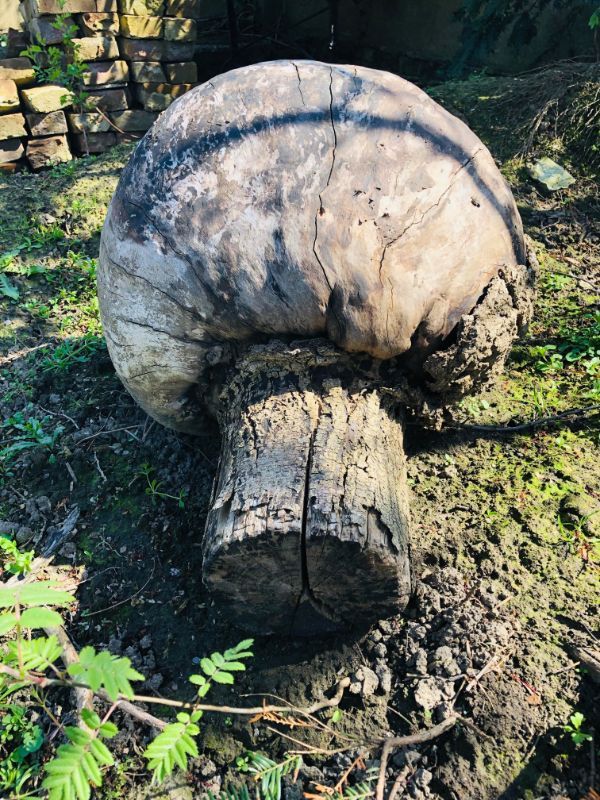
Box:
203 344 411 634
98 61 534 633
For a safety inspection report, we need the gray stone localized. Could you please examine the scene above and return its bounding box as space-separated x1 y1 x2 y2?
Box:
414 678 443 710
0 139 25 164
0 58 35 86
26 135 72 170
16 526 34 544
26 111 69 137
375 661 392 694
357 666 379 698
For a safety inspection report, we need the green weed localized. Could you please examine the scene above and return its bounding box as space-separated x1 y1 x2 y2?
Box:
0 412 64 472
40 334 103 372
562 712 593 746
0 705 44 799
139 463 188 509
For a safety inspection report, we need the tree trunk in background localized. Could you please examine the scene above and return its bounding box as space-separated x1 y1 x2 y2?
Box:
202 348 411 635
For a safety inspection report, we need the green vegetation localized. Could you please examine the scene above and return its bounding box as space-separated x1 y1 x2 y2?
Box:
21 0 95 122
562 712 593 746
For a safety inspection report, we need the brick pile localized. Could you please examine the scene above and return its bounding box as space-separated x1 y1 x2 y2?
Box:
0 0 227 171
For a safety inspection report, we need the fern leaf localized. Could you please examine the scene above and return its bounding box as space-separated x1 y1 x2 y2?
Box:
67 646 145 700
144 719 200 783
5 634 63 672
42 725 116 800
245 753 303 800
206 788 250 800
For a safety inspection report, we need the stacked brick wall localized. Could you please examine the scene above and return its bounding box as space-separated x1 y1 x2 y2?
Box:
0 0 227 171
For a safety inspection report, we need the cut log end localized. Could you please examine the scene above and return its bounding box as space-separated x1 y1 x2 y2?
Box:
202 347 412 635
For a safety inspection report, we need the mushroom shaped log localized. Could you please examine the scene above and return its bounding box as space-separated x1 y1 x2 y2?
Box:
98 61 535 634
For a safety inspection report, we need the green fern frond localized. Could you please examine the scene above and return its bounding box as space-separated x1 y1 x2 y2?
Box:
67 646 145 700
205 786 251 800
244 752 303 800
340 782 376 800
5 634 63 672
144 712 201 783
42 725 115 800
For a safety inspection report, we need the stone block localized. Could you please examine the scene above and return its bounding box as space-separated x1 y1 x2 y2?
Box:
28 16 76 45
26 135 72 170
83 60 129 86
21 0 95 16
72 36 120 61
118 0 164 14
163 17 196 41
0 161 23 173
70 110 155 136
130 61 166 82
135 81 194 111
0 79 20 113
0 112 27 141
83 87 129 110
20 85 73 113
72 131 117 153
165 0 203 17
95 0 118 10
0 138 25 164
0 58 35 87
164 61 197 83
67 111 112 133
26 110 69 136
111 109 156 130
119 14 163 38
119 37 195 60
6 30 29 60
77 12 119 35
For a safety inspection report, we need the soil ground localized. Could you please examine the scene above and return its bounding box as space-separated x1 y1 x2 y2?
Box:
0 68 598 800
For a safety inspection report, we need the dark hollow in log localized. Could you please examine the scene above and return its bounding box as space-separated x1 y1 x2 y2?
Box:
202 346 411 635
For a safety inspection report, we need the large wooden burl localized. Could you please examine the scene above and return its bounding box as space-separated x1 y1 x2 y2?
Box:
98 61 534 634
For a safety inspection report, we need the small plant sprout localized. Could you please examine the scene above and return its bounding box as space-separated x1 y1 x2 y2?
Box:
139 463 188 508
562 712 593 745
0 537 34 576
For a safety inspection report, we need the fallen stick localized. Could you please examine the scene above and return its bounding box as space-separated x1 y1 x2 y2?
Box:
47 625 93 716
451 404 600 435
375 717 457 800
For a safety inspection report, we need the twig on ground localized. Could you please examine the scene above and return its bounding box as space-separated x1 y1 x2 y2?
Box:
0 343 49 366
0 663 350 728
452 404 600 435
375 717 457 800
114 698 166 730
65 462 77 485
388 766 412 800
459 652 505 698
47 625 93 715
92 451 107 482
78 426 141 445
81 559 156 617
38 406 80 430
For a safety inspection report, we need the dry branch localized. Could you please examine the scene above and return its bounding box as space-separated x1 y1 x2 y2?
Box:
375 717 457 800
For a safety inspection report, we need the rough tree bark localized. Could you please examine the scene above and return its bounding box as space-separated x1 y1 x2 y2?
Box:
203 344 411 634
